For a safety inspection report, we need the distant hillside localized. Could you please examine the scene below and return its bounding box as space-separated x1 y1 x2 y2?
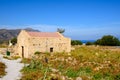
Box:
0 28 40 43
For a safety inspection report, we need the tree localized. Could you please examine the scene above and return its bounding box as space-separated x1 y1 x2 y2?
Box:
95 35 120 46
11 37 17 45
94 39 101 45
71 40 83 45
57 28 65 34
86 42 93 45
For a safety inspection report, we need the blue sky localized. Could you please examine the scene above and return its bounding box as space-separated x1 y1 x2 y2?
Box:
0 0 120 40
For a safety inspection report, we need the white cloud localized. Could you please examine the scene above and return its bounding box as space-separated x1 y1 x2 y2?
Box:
0 23 120 40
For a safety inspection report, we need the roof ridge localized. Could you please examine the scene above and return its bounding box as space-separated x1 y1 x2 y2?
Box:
27 31 62 38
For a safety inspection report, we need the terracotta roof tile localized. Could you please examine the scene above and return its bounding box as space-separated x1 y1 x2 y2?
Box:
27 32 61 38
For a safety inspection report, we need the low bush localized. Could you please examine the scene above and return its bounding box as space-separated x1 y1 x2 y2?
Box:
21 58 31 64
86 42 93 45
65 68 79 78
0 62 6 77
21 46 120 80
71 40 82 45
114 74 120 80
34 51 41 55
3 56 20 60
21 57 52 80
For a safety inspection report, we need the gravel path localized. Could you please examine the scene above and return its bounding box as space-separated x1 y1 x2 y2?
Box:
0 54 24 80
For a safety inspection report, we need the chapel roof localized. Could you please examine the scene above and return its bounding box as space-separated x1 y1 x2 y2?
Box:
27 31 62 38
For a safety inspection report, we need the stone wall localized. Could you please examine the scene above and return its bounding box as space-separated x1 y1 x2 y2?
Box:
15 30 71 58
28 37 71 57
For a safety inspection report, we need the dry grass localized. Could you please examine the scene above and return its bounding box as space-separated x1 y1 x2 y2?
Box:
3 55 20 60
21 46 120 80
0 62 6 78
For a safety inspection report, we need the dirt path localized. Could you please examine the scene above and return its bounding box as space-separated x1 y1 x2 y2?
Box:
0 54 24 80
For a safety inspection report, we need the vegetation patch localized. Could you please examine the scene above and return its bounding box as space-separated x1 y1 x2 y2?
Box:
21 46 120 80
95 35 120 46
3 55 20 60
0 62 6 78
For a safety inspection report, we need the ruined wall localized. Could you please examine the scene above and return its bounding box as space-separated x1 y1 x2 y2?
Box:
16 30 30 58
28 37 71 57
16 30 71 58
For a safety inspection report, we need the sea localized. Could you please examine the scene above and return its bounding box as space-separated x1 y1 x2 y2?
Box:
81 40 120 48
81 40 96 44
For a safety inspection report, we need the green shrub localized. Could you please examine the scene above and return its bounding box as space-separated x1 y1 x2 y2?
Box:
85 67 92 73
114 74 120 80
21 58 51 80
34 51 41 55
65 68 79 78
86 42 93 45
58 64 64 72
93 72 103 80
95 35 120 46
71 40 82 45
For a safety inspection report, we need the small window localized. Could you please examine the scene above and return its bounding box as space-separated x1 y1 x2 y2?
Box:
50 47 53 52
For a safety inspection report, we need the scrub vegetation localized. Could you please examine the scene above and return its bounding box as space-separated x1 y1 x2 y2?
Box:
0 62 6 78
21 46 120 80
